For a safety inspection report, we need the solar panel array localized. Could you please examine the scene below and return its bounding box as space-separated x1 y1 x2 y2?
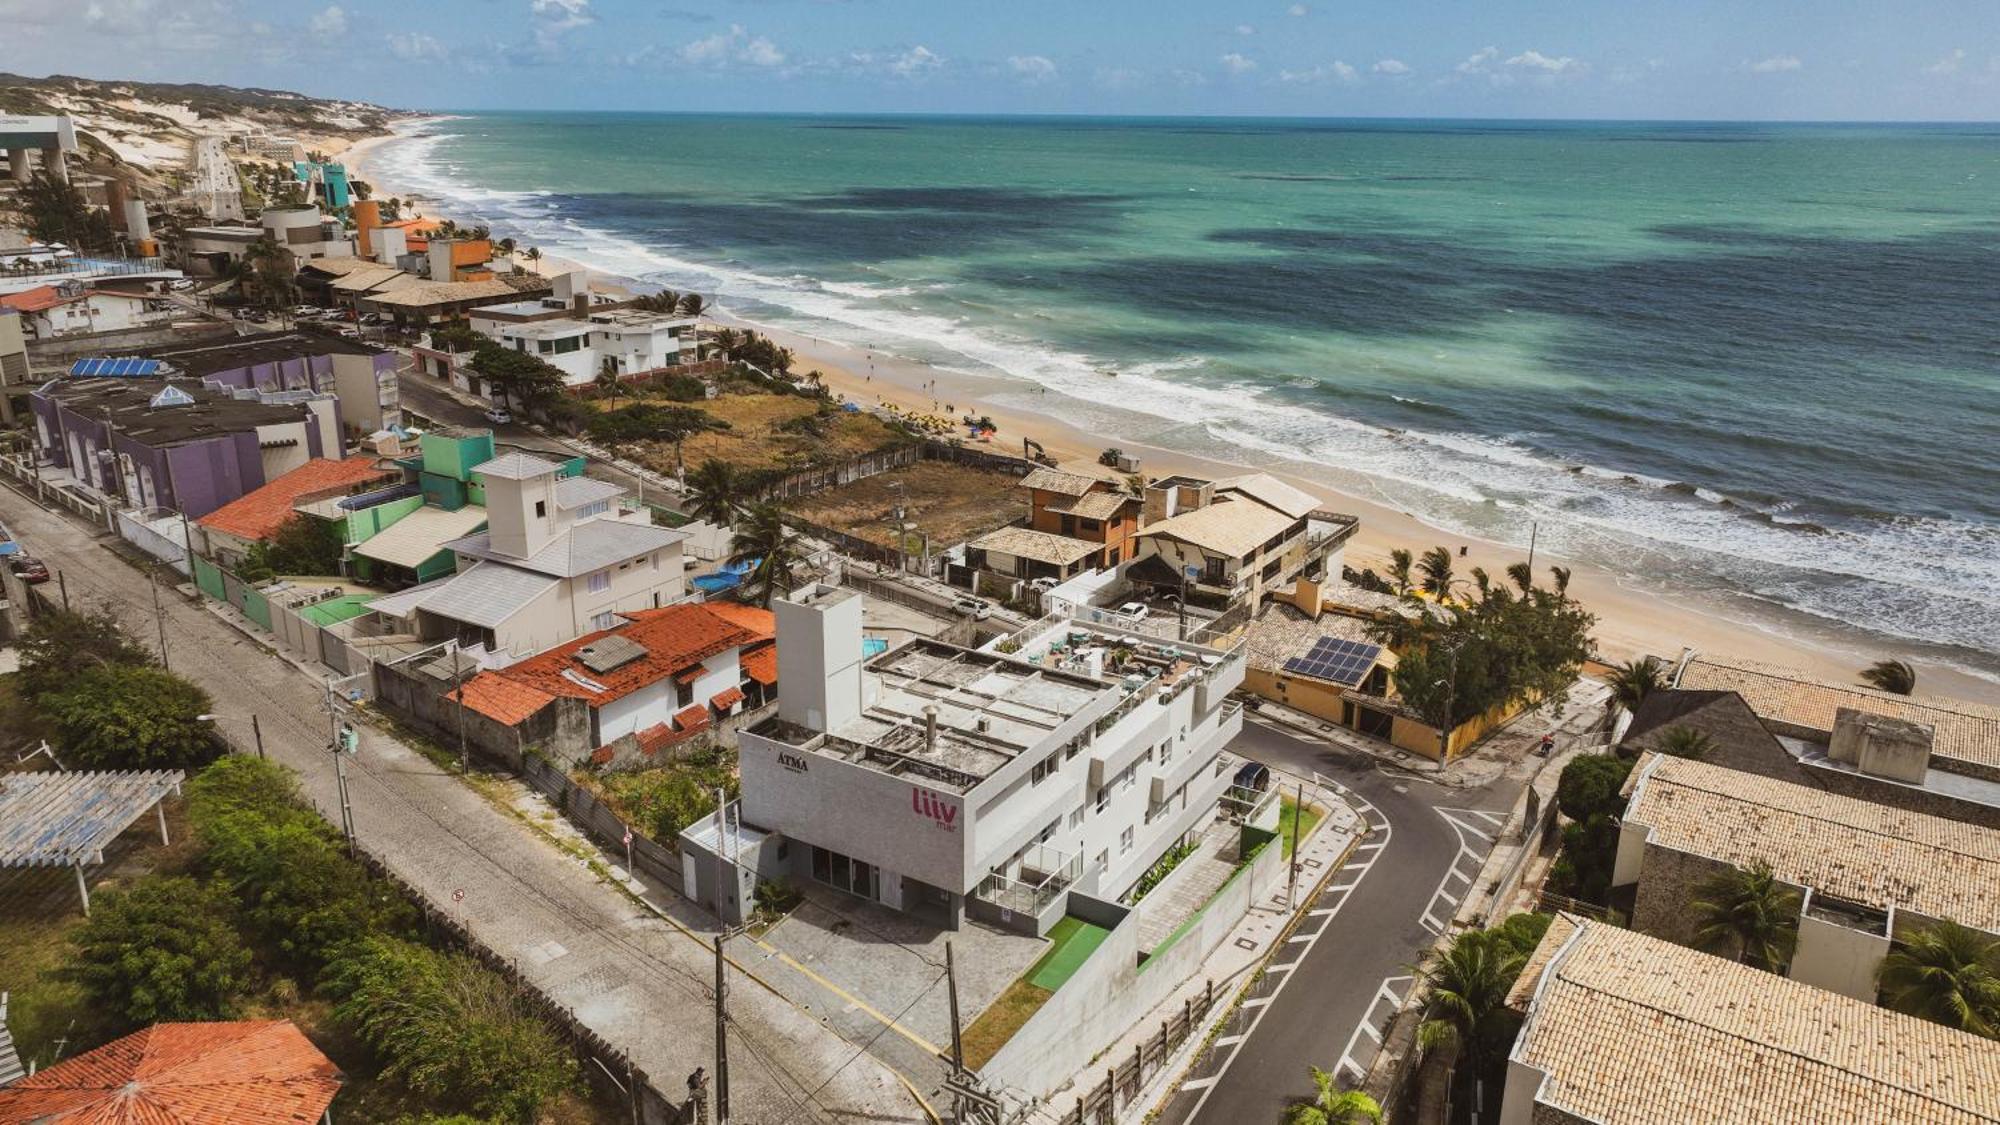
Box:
1281 636 1382 687
69 357 163 378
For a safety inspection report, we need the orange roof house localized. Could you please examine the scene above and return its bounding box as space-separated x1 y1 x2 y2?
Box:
196 457 397 545
450 602 775 758
0 1019 341 1123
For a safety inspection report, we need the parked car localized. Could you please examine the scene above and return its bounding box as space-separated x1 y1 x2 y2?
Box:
484 406 514 426
952 596 993 620
1115 601 1150 623
1028 576 1060 593
1231 761 1271 793
168 278 195 291
8 555 51 584
291 305 321 319
358 312 384 326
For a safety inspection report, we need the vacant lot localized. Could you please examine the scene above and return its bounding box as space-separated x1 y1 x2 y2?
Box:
596 392 909 480
790 460 1027 549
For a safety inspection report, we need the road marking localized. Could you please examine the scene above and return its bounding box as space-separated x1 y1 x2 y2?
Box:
1181 1077 1218 1091
1287 934 1316 944
1309 907 1338 917
1354 841 1385 852
1472 810 1507 827
1215 1034 1246 1047
1359 1021 1381 1044
1242 996 1273 1009
1266 962 1297 973
1327 882 1359 893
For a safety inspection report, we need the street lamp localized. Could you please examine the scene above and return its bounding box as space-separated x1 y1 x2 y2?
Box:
197 712 265 759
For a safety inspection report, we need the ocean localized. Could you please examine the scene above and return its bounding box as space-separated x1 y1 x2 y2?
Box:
365 113 2000 677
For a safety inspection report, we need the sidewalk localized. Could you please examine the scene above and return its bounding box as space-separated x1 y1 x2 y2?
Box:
1045 773 1368 1121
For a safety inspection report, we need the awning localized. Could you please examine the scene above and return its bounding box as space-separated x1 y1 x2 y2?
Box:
709 686 745 711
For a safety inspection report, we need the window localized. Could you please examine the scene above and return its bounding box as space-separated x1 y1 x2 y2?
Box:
1095 849 1109 871
1120 827 1134 855
1081 518 1101 533
1204 556 1228 583
579 500 608 519
537 339 553 354
1096 786 1110 813
590 611 616 630
1060 514 1076 536
552 335 583 355
534 500 547 519
1120 763 1137 792
1068 808 1086 829
586 568 611 593
810 845 878 900
1031 751 1061 785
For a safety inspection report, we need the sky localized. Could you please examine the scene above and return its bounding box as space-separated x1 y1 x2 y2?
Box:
5 0 2000 120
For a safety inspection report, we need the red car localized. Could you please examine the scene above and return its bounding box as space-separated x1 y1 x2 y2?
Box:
9 555 50 584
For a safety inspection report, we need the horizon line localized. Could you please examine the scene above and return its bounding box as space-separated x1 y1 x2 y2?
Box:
401 107 2000 127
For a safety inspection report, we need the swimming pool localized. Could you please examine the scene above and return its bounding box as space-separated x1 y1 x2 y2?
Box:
862 637 889 657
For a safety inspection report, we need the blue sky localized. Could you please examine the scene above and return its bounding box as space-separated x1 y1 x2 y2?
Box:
7 0 2000 119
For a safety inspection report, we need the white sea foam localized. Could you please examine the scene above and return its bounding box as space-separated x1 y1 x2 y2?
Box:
365 125 2000 671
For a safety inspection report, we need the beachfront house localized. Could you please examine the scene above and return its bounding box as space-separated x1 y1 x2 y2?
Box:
1127 473 1357 609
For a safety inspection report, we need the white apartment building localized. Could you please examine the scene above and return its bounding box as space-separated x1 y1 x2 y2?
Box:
706 585 1247 933
467 303 701 387
365 452 691 658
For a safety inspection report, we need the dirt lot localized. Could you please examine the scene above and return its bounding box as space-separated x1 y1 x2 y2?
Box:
598 392 908 478
790 461 1028 549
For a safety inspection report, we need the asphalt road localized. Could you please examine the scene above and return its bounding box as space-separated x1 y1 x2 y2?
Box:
1157 716 1520 1125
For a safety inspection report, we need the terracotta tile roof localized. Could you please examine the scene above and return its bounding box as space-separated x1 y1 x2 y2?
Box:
1678 654 2000 777
197 457 397 542
1046 490 1135 521
0 1019 341 1123
453 603 772 724
635 722 675 756
1139 497 1295 558
969 526 1102 566
1622 752 2000 931
710 686 745 711
740 643 777 686
698 602 776 635
674 704 712 731
0 285 70 313
1018 467 1102 497
1507 916 2000 1125
451 673 557 725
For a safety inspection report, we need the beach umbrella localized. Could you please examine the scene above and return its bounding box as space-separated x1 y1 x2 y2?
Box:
0 1020 341 1123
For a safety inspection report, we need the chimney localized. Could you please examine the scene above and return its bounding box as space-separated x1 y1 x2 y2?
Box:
1829 707 1933 784
924 705 939 752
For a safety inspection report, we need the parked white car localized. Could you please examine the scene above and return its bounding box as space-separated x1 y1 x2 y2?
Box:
1028 577 1060 593
953 596 993 620
1115 601 1150 623
484 406 514 426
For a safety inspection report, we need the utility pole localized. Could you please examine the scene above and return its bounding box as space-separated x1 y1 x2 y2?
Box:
150 568 170 671
940 939 1004 1124
1287 781 1303 909
250 713 266 759
328 680 357 855
713 936 731 1125
1525 520 1539 577
57 569 69 611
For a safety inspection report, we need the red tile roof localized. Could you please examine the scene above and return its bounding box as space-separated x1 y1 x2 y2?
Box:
452 674 557 725
0 1019 341 1123
674 704 713 731
0 285 69 313
197 457 397 542
740 643 778 686
710 686 745 711
454 603 773 724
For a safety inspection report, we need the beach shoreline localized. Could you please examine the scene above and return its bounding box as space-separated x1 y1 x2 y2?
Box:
344 123 2000 706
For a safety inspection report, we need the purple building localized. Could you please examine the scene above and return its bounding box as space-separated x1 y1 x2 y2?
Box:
30 377 340 518
144 330 403 436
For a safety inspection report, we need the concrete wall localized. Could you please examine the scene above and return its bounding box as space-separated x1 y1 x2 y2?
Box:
1792 902 1890 1003
373 655 592 770
981 832 1286 1098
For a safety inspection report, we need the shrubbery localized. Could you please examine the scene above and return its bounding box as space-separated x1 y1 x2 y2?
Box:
42 663 216 770
68 876 253 1024
596 745 740 839
1547 754 1636 904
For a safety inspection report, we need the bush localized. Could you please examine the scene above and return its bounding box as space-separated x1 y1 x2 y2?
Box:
69 876 253 1025
599 748 740 840
43 663 217 769
187 755 311 826
1555 754 1634 822
15 607 155 704
659 373 707 401
325 936 579 1121
1546 814 1622 904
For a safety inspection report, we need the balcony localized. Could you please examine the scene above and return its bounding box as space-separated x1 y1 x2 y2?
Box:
973 843 1082 918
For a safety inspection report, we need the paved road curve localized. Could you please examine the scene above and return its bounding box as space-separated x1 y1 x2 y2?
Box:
0 482 919 1125
1156 717 1520 1125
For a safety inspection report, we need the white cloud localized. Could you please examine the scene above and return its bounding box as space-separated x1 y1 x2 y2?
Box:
1280 60 1358 85
1456 46 1500 75
1506 49 1580 75
1220 52 1258 74
1926 48 1966 76
1008 55 1058 84
1746 54 1802 73
529 0 593 44
1095 66 1145 90
386 31 445 61
1288 4 1309 15
308 5 346 38
890 45 943 77
1372 58 1410 76
1235 24 1255 36
679 24 786 68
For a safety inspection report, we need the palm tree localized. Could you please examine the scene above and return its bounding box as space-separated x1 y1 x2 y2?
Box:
1655 725 1714 760
1861 659 1917 696
1417 545 1455 599
524 246 542 273
1282 1066 1383 1125
1415 928 1524 1067
732 501 804 608
595 358 621 408
1505 561 1534 595
1877 921 2000 1038
1549 565 1572 595
1385 549 1414 598
1467 566 1491 600
1607 656 1663 711
1691 860 1800 971
677 292 708 318
686 459 742 527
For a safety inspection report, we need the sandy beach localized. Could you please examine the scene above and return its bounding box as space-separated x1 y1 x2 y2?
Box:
344 126 2000 706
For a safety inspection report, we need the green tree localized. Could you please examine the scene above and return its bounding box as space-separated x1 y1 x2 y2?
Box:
1383 549 1414 598
43 663 216 769
1416 545 1456 599
187 754 311 825
204 813 414 971
1655 725 1714 760
1691 860 1800 971
1281 1066 1382 1125
1554 754 1633 822
1861 659 1917 696
1607 656 1663 711
17 169 114 250
325 936 579 1121
523 246 542 272
241 234 298 313
732 501 804 608
15 607 156 705
69 876 252 1025
686 458 742 526
468 341 565 413
676 292 708 318
1877 921 2000 1038
245 513 345 577
1415 927 1526 1067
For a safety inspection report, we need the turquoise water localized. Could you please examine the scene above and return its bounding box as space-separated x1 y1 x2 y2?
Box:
371 114 2000 674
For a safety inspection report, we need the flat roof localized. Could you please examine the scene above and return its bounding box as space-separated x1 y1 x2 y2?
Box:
143 330 386 377
1678 654 2000 777
446 519 687 578
488 317 594 340
352 504 488 569
39 378 311 446
1622 752 2000 932
1508 915 2000 1125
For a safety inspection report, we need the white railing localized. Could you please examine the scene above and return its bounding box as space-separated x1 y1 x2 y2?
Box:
975 843 1082 916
